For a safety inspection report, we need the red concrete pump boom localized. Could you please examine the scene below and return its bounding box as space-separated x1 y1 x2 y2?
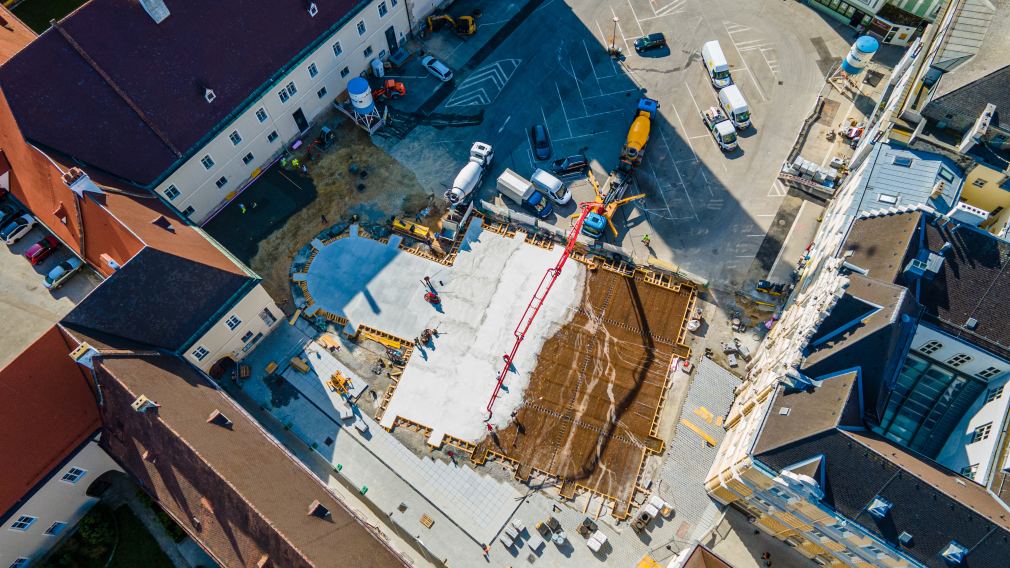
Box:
485 203 595 419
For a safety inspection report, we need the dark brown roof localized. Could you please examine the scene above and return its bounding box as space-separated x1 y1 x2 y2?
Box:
62 247 253 351
917 220 1010 361
753 371 861 456
0 0 364 185
842 211 921 282
94 352 408 567
680 544 734 568
0 326 99 517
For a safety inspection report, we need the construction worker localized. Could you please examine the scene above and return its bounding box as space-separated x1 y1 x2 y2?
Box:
239 203 247 214
641 234 651 246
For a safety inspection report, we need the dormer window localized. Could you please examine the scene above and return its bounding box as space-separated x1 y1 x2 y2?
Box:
941 541 968 564
307 2 318 17
867 496 892 519
204 88 216 103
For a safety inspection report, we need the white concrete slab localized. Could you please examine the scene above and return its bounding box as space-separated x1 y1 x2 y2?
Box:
304 222 586 443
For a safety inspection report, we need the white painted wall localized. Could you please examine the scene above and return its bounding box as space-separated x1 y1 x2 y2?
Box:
155 0 410 224
908 324 1010 380
0 436 122 567
186 284 282 372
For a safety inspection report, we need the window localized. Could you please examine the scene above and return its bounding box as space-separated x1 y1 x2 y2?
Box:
378 1 387 16
182 206 195 218
947 353 972 367
973 178 988 187
241 331 255 343
164 185 180 201
200 155 215 170
242 152 255 165
986 385 1004 403
255 107 268 122
960 464 979 477
286 82 298 96
308 62 318 78
10 515 36 531
877 193 898 204
378 49 386 60
267 131 279 143
917 340 942 355
45 521 67 536
10 559 29 568
332 41 343 57
938 168 955 183
978 367 1002 379
259 308 278 326
363 45 373 58
192 346 209 361
61 467 86 483
357 20 366 35
970 422 993 443
391 0 397 6
215 176 228 189
893 156 913 167
340 66 350 78
279 89 290 103
228 130 242 145
317 87 328 99
864 544 885 556
225 315 241 330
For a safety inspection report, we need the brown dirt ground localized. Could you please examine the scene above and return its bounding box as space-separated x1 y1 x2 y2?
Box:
475 268 694 516
250 120 446 302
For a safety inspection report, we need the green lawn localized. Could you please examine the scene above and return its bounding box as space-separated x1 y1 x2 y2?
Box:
11 0 89 34
41 505 174 568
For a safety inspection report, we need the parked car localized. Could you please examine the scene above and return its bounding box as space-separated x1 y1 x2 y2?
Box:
0 201 19 228
44 257 83 290
551 154 589 176
634 32 667 53
531 124 552 160
24 235 60 265
421 55 453 82
1 213 36 244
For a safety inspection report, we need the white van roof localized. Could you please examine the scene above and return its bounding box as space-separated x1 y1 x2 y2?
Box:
719 84 748 110
530 168 562 192
702 41 728 66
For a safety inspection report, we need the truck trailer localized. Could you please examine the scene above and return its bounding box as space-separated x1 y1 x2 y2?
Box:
497 169 553 219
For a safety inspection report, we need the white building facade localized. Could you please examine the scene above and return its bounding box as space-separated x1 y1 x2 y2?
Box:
154 0 409 224
185 284 283 372
1 435 122 568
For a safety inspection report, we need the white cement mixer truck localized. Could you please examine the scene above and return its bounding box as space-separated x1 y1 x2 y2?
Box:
444 142 494 204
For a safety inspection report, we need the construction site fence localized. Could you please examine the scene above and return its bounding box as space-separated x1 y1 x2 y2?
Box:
477 199 708 287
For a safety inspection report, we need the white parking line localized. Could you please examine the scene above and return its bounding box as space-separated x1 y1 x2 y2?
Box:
661 100 698 160
582 38 603 92
554 131 609 142
627 0 646 36
722 21 769 102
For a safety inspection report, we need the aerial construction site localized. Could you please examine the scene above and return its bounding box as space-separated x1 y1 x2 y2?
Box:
292 94 696 518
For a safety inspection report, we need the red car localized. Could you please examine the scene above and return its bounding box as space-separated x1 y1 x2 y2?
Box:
24 235 59 265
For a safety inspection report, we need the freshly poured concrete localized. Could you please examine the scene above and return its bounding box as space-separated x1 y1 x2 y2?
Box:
304 222 585 443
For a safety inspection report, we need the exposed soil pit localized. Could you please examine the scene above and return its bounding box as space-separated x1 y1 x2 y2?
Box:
474 268 695 518
213 119 444 303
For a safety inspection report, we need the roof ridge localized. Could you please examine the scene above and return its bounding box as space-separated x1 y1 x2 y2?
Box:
50 20 181 157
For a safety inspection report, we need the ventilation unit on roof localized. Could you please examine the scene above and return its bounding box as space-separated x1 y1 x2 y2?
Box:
965 318 978 330
949 202 990 227
307 2 319 17
898 532 913 546
867 496 893 519
941 541 968 564
904 258 928 278
925 252 944 274
779 407 791 416
139 0 171 24
307 500 331 519
204 88 216 104
131 395 161 413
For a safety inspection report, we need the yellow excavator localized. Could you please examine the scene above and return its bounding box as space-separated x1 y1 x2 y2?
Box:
426 13 476 36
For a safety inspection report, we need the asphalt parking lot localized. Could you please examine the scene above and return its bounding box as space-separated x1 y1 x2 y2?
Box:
0 222 99 367
378 0 856 287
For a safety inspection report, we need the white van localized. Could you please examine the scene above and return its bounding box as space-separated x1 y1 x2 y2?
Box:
718 84 751 130
530 168 571 205
701 41 732 89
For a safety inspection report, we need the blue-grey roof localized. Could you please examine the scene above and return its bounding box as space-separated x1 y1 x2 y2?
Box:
847 143 964 216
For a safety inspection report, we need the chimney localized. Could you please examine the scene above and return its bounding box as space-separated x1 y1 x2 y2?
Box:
131 395 161 413
139 0 171 24
63 167 104 197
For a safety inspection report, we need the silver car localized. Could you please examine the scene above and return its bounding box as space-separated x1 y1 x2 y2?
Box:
421 55 453 82
1 213 36 245
44 257 83 290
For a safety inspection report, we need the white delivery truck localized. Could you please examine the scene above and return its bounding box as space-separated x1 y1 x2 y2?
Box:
701 41 732 89
444 142 494 204
718 85 751 130
530 168 571 205
497 169 554 219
